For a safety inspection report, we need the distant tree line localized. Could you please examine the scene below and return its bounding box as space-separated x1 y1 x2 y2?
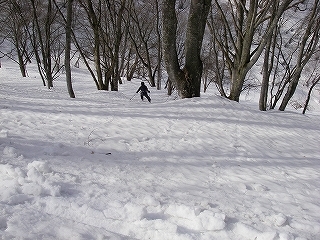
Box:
0 0 319 111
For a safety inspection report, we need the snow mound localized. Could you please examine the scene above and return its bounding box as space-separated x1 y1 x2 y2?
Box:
165 204 226 232
0 160 61 205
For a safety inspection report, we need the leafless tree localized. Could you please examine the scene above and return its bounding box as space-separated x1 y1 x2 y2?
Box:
77 0 105 90
76 0 128 91
279 0 320 110
0 0 33 77
162 0 212 98
0 0 64 87
303 76 320 114
208 0 305 102
258 0 320 111
65 0 76 98
27 0 65 88
101 0 127 91
126 0 162 88
258 24 280 111
206 7 229 97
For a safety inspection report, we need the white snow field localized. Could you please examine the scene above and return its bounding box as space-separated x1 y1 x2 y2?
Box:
0 62 320 240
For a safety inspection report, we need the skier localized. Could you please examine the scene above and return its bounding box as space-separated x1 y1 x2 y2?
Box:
136 82 151 102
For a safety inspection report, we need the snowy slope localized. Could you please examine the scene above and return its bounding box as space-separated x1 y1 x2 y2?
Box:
0 62 320 240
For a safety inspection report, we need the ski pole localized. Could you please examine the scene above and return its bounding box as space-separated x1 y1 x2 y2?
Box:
130 93 137 100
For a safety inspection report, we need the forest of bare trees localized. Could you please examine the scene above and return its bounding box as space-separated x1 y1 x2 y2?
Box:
0 0 319 111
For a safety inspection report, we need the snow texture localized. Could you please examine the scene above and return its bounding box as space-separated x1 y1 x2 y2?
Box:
0 61 320 240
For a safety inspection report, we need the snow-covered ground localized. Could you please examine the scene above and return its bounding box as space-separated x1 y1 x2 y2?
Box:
0 61 320 240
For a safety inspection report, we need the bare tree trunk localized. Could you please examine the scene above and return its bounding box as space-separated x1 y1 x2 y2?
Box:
81 0 105 90
303 76 320 114
162 0 211 98
16 43 27 77
279 0 320 111
166 78 173 96
53 0 75 97
65 0 75 98
162 0 184 94
44 0 53 88
30 0 54 88
212 0 301 102
110 0 126 91
126 53 139 81
183 0 211 97
155 0 162 90
259 27 277 111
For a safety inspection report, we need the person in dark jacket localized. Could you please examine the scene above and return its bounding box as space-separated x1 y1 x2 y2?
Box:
136 82 151 102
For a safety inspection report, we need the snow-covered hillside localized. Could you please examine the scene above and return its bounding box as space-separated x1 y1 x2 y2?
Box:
0 62 319 240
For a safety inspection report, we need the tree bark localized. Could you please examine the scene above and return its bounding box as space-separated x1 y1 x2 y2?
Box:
65 0 75 98
44 0 53 88
259 27 277 111
162 0 211 98
183 0 211 97
162 0 184 94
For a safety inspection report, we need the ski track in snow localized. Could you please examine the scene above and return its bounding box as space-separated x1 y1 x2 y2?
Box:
1 64 320 240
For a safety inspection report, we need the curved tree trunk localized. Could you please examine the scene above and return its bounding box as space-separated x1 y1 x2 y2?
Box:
278 70 302 111
303 76 320 114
